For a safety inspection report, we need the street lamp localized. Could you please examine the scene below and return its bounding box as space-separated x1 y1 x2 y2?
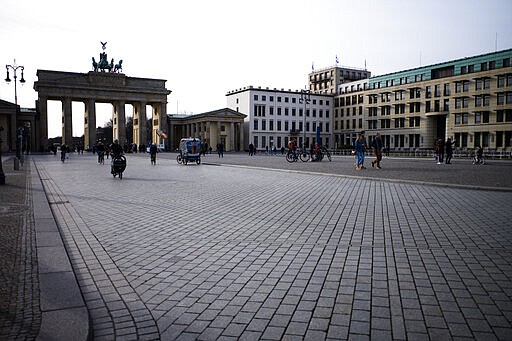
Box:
5 59 26 166
0 126 5 185
5 59 26 107
299 89 311 150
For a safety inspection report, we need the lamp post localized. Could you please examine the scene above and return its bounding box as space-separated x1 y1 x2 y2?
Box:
0 126 5 185
5 59 25 107
5 59 26 166
299 89 311 150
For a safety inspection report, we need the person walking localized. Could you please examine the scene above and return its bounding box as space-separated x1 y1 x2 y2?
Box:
354 134 365 170
445 138 455 164
249 143 254 156
371 133 383 169
217 143 224 158
435 138 445 164
149 143 157 165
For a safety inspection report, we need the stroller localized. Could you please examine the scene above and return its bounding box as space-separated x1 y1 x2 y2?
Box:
111 155 127 178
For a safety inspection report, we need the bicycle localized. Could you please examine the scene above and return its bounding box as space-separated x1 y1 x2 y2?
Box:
286 148 310 162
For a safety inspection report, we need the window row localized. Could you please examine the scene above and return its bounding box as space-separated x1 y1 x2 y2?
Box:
454 110 512 125
253 94 329 106
254 105 330 118
253 120 330 133
360 75 512 105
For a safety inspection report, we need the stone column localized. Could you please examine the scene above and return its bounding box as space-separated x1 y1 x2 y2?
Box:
239 122 244 152
62 98 72 146
84 98 96 149
133 102 147 146
159 102 167 134
230 122 235 152
37 97 48 152
114 101 126 144
206 122 211 145
151 104 158 144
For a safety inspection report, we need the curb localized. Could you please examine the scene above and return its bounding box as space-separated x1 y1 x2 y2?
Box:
31 160 91 341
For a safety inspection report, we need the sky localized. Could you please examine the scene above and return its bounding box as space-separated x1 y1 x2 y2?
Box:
1 0 511 138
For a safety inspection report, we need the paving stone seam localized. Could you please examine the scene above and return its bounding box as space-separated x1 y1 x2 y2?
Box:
34 162 161 340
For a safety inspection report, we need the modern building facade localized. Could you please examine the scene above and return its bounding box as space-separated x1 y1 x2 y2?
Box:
226 86 334 150
334 48 512 151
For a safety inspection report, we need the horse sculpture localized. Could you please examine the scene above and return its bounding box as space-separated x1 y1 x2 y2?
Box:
92 57 98 72
114 60 123 73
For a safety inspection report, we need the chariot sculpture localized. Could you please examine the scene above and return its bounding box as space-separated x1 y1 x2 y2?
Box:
92 42 123 73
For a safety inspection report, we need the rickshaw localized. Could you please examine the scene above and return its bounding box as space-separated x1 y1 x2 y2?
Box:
177 138 201 165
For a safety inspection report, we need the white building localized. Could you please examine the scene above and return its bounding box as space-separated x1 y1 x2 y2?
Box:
226 86 334 151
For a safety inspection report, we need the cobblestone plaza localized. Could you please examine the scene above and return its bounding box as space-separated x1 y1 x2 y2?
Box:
1 153 512 340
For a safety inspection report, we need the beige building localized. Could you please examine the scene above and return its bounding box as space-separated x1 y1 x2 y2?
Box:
309 65 371 95
167 108 246 152
333 48 512 152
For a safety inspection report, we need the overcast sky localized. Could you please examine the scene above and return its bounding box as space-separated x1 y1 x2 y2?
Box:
1 0 511 137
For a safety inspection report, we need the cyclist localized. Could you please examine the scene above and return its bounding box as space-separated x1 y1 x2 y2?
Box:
288 138 298 160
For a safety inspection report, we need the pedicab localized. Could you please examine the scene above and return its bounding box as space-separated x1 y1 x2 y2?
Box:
177 138 201 165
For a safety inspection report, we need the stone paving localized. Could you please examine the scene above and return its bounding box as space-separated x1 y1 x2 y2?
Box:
2 152 512 340
27 152 512 340
0 158 41 340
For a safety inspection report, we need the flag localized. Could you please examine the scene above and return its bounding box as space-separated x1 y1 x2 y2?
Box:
156 130 168 139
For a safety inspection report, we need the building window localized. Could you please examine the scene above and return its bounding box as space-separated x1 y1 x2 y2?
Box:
277 121 281 131
444 83 450 96
269 107 274 115
277 107 282 115
254 136 258 148
277 97 281 102
254 119 258 130
476 79 482 91
262 95 266 101
285 97 289 103
463 81 469 92
484 78 490 89
269 120 274 131
292 98 296 104
498 76 505 88
498 93 505 105
261 120 266 130
254 95 258 101
285 108 289 116
270 96 274 102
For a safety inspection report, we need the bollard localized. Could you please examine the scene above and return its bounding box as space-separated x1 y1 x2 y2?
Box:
14 158 19 170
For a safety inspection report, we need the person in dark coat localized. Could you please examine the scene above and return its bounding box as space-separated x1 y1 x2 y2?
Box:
445 138 455 164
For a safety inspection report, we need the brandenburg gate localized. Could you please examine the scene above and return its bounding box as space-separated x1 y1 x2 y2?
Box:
33 46 171 151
